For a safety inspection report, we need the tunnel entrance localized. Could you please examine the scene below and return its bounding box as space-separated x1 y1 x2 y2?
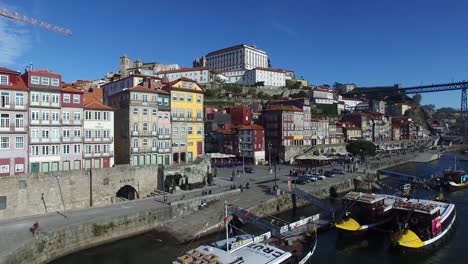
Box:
116 185 139 201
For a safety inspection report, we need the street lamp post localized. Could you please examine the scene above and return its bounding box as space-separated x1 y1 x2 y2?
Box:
268 142 272 174
240 138 245 174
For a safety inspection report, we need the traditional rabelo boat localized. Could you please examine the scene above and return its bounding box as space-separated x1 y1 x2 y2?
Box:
335 192 395 232
173 204 317 264
391 198 456 250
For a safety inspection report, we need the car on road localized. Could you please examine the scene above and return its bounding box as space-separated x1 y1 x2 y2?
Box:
304 174 317 182
331 168 345 175
324 171 339 177
244 167 255 173
318 175 326 180
292 177 308 185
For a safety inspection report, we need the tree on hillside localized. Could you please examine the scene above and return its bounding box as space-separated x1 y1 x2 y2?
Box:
290 90 308 98
346 140 377 159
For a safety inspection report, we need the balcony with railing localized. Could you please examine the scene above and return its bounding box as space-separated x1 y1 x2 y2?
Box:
30 137 61 143
61 136 83 142
84 136 114 142
0 104 27 110
83 150 114 158
129 100 158 107
131 130 158 137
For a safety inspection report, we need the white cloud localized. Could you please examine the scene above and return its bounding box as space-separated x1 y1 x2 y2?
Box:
0 7 31 65
271 20 299 38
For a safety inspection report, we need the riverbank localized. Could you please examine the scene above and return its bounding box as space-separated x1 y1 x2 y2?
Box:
0 147 453 264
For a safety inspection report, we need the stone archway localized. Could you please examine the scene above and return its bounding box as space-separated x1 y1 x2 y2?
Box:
116 185 139 200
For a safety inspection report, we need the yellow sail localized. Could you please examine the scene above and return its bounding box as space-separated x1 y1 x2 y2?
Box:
398 229 425 248
335 217 361 231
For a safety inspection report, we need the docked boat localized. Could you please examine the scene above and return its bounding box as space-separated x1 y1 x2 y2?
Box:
173 204 317 264
442 169 468 189
391 198 456 250
335 192 395 232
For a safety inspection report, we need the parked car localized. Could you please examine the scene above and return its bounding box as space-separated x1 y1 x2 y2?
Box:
304 174 317 182
324 171 338 177
331 168 345 175
318 175 327 180
292 177 308 185
244 167 255 173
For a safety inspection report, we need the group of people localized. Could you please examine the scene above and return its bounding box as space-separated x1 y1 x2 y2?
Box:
289 168 323 176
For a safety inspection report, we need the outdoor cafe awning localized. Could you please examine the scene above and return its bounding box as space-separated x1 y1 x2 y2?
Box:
206 153 236 159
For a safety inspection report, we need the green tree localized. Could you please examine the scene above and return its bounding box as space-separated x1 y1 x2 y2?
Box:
346 140 377 158
290 90 308 98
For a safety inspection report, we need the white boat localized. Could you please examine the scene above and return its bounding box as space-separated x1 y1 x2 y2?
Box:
173 202 317 264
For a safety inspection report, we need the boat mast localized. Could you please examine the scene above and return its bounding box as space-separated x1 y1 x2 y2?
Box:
225 200 229 252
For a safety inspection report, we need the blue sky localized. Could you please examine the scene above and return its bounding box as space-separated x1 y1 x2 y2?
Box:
1 0 468 108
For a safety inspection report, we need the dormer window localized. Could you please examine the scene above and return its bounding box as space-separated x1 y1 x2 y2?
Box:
0 75 8 85
31 76 40 85
51 78 60 87
41 77 50 86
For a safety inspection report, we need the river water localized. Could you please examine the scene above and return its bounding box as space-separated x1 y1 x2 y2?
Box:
52 152 468 264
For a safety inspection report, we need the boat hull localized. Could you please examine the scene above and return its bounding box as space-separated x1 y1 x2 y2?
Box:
394 208 456 251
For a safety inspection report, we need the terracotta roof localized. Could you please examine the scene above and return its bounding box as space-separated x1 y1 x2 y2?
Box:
237 124 264 130
0 71 28 91
265 105 303 112
157 89 169 95
0 67 20 74
83 90 113 110
128 85 159 93
157 67 208 74
62 86 84 93
28 69 61 76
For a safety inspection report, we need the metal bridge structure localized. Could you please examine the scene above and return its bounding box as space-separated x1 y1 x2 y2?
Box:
350 81 468 141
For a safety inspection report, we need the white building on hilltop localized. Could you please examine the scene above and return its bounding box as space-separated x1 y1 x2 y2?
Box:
204 44 269 71
155 67 211 84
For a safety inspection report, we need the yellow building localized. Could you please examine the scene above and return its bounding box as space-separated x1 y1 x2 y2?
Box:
165 77 204 163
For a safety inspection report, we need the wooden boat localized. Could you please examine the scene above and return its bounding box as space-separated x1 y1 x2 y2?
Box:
173 203 317 264
391 197 456 250
335 192 395 232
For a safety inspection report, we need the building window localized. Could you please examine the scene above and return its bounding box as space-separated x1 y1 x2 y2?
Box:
152 95 157 102
196 110 202 120
41 77 50 86
85 145 91 154
94 130 101 139
172 93 177 101
0 114 9 128
180 127 186 135
15 114 24 128
15 136 24 149
85 111 91 120
165 128 170 135
31 76 40 85
31 145 39 155
172 109 177 119
103 112 109 120
15 164 24 173
42 145 50 155
73 112 81 121
173 127 178 135
63 94 71 103
143 108 148 115
74 144 81 154
0 137 9 149
188 127 193 134
73 95 80 103
187 110 192 119
74 129 81 138
0 75 8 85
52 112 59 121
133 123 138 132
15 93 24 106
187 94 192 102
197 127 202 135
32 129 39 139
51 78 60 86
152 139 157 148
152 123 157 132
142 95 148 102
94 111 101 120
179 94 185 101
52 94 59 104
103 130 110 138
63 145 70 154
143 123 148 131
103 144 109 153
0 165 9 174
94 144 101 154
196 95 202 103
1 92 9 107
157 97 163 106
152 109 157 115
42 94 49 103
52 145 59 155
179 109 184 119
143 138 148 146
133 107 138 115
31 93 39 103
133 93 138 101
85 130 91 139
164 98 169 106
42 112 49 121
133 139 138 148
63 129 69 138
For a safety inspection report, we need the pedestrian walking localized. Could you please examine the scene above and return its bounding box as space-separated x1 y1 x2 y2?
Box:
163 194 167 204
30 221 39 238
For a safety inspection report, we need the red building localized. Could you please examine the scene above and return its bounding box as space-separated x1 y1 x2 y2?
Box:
227 105 252 126
238 124 265 165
